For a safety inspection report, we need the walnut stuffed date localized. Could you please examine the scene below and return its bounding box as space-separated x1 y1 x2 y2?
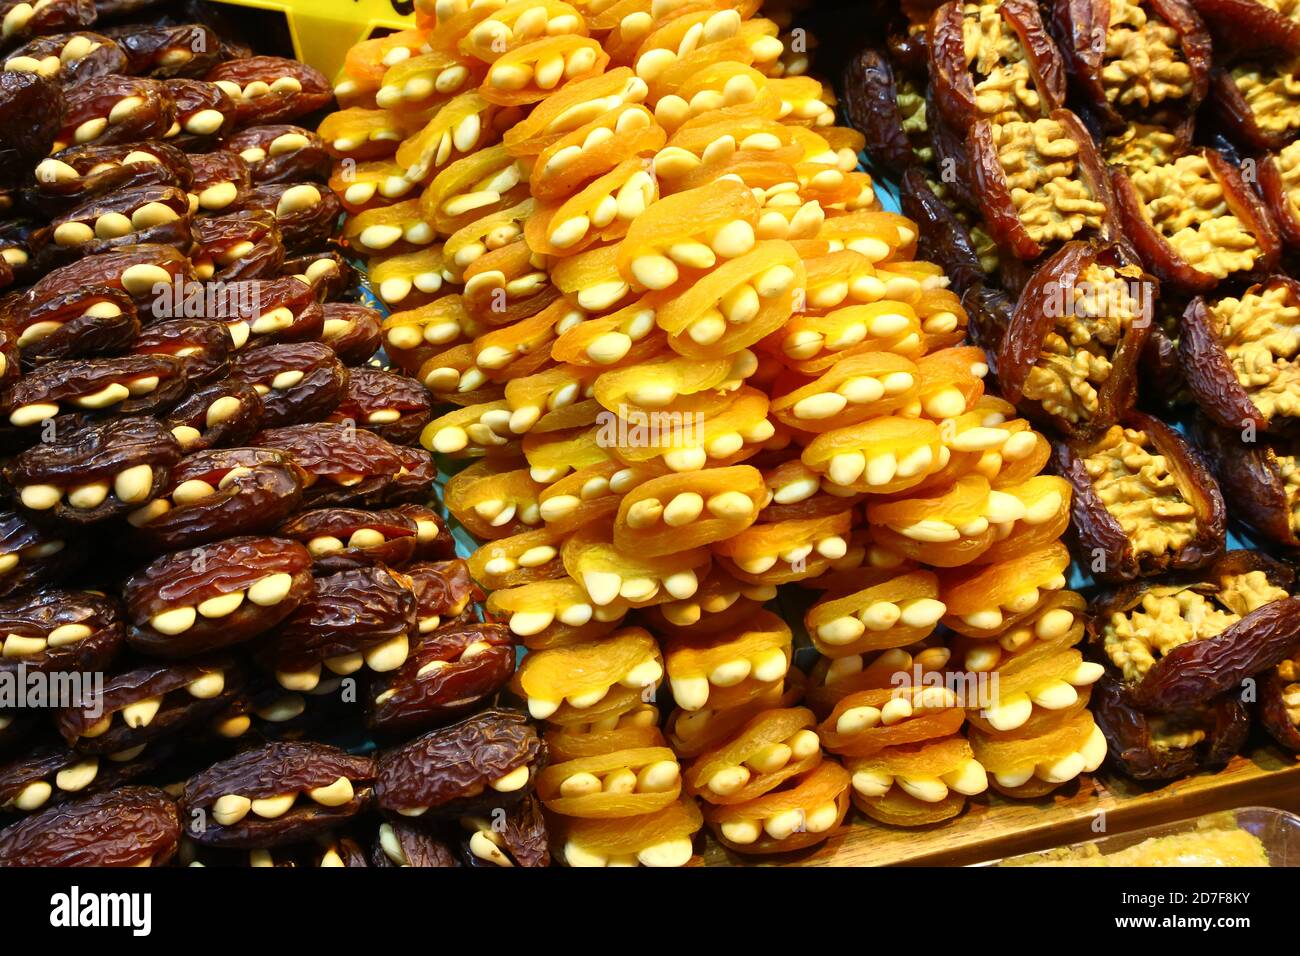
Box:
375 708 545 818
180 741 374 849
123 535 313 658
1053 410 1225 580
1195 420 1300 548
0 785 179 866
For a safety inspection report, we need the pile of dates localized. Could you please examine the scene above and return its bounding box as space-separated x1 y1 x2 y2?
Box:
844 0 1300 781
318 0 1115 865
0 0 543 869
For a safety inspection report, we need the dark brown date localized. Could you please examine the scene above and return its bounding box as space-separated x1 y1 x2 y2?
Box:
841 46 922 178
55 75 175 152
1259 659 1300 752
1188 0 1300 54
1 354 187 426
124 535 313 658
899 167 989 297
232 340 347 428
286 248 354 302
458 793 549 867
0 588 121 676
371 819 459 867
327 366 432 445
206 56 332 128
164 377 263 453
180 741 374 849
318 301 382 363
35 737 171 814
191 208 283 282
12 286 139 369
378 443 439 507
26 140 193 216
1194 419 1300 548
240 181 341 249
225 124 330 184
406 558 479 626
1053 410 1225 581
314 836 368 867
227 674 359 742
114 23 223 78
0 71 63 189
3 415 182 523
133 318 233 384
0 0 95 50
127 446 306 552
368 621 515 735
4 32 128 86
375 708 545 818
252 421 424 506
999 240 1153 437
30 183 192 270
165 77 236 149
0 510 84 597
210 275 323 349
56 655 243 754
259 564 416 689
277 506 420 573
29 242 195 320
186 149 250 214
0 785 180 866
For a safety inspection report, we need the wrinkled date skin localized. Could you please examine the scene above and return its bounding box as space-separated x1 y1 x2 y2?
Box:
191 209 283 282
841 46 923 177
1091 674 1249 780
285 248 353 302
900 167 992 296
395 505 456 563
962 282 1016 367
0 588 121 676
1 354 188 425
318 301 382 363
56 75 176 151
26 140 193 216
180 741 375 849
12 286 139 370
0 744 149 814
999 240 1153 436
371 819 460 867
112 23 223 77
164 377 264 453
375 709 546 819
1053 410 1226 580
1089 551 1300 711
928 0 1067 129
31 183 193 271
240 181 341 249
1194 419 1300 548
1052 0 1212 134
1189 0 1300 53
5 31 128 85
1210 62 1300 151
0 72 63 188
30 243 194 320
368 621 515 735
252 422 427 506
206 57 332 128
187 149 251 214
3 415 182 523
0 0 96 49
0 510 85 597
277 506 420 574
129 447 306 553
259 564 415 673
1259 666 1300 751
165 78 237 150
133 318 234 384
406 559 479 623
328 366 433 445
459 793 550 867
0 785 180 867
124 535 314 657
1111 148 1281 292
225 124 331 184
212 276 323 349
55 655 244 755
233 341 347 428
1180 276 1300 433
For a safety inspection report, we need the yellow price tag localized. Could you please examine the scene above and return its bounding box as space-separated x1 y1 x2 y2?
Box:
210 0 417 82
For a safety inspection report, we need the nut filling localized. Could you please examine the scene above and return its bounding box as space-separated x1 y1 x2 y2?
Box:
1129 155 1263 279
992 118 1105 244
1100 0 1194 111
1102 124 1181 172
1021 263 1142 424
1274 140 1300 218
1209 284 1300 423
962 2 1042 123
1275 454 1300 532
1277 654 1300 725
1231 58 1300 137
1082 426 1198 560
